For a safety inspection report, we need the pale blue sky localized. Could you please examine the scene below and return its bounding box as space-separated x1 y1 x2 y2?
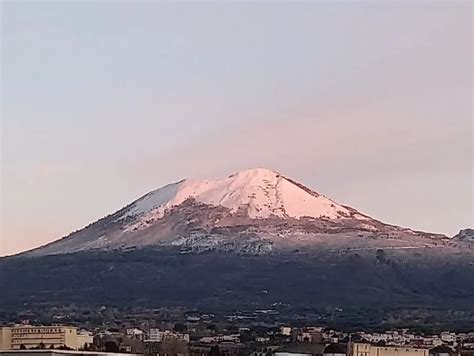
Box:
1 1 472 256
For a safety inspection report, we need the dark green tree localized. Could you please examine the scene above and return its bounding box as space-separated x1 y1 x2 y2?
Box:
206 324 216 331
173 323 186 332
210 345 220 356
104 341 119 353
376 249 387 263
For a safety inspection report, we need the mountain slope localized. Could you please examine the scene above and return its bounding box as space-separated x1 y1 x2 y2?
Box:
454 228 474 242
2 247 474 321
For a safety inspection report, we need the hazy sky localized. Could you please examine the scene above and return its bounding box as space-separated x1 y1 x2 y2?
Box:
1 1 472 256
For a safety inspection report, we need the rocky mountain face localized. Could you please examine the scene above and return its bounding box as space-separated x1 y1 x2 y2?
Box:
2 168 473 324
454 228 474 242
25 168 448 256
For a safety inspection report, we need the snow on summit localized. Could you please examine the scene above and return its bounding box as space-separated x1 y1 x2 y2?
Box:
125 168 358 221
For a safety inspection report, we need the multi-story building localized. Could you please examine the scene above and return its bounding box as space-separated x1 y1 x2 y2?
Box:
352 343 429 356
0 326 81 350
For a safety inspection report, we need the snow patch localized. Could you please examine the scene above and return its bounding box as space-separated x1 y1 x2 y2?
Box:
122 168 364 222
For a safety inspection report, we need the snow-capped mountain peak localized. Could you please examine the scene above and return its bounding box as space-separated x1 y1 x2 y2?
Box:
124 168 361 221
24 167 452 257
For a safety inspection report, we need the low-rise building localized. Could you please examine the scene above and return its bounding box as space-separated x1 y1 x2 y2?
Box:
125 329 144 341
146 329 189 343
76 331 94 350
440 333 456 344
199 334 240 344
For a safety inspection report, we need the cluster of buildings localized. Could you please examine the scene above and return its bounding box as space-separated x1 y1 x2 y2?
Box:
356 330 474 349
1 323 473 356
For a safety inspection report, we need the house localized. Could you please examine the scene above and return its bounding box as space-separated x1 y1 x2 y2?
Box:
125 328 145 341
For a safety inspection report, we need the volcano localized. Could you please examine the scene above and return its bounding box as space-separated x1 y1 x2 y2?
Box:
25 168 446 256
2 168 473 321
